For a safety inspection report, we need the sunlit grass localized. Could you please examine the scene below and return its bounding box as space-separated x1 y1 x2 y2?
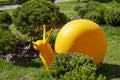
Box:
56 0 78 19
103 26 120 64
0 58 50 80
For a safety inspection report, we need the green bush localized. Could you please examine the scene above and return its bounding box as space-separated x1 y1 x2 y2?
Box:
79 0 90 3
83 11 103 24
92 0 112 3
0 24 16 54
13 0 69 39
74 1 101 18
0 11 12 25
49 53 106 80
46 0 55 3
49 29 59 43
95 4 107 17
85 1 101 11
104 7 120 26
74 4 88 18
78 6 88 18
9 0 30 4
46 29 59 50
115 0 120 3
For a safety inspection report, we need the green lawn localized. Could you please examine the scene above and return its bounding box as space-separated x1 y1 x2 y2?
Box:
98 26 120 80
57 1 78 19
0 58 50 80
0 0 120 80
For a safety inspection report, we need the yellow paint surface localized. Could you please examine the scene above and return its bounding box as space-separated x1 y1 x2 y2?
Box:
55 19 107 65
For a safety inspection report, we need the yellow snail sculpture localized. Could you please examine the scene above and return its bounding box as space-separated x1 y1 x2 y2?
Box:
32 19 107 70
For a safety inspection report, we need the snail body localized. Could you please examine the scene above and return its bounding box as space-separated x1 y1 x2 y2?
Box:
32 19 107 69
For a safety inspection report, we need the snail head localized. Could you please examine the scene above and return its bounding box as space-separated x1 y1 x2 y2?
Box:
32 25 53 51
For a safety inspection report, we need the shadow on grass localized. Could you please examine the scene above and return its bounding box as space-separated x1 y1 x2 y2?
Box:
97 63 120 80
13 59 44 68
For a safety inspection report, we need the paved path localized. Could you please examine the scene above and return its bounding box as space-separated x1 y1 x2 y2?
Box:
0 0 70 10
0 4 20 10
55 0 70 3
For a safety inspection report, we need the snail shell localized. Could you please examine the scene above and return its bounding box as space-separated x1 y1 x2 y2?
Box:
55 19 107 65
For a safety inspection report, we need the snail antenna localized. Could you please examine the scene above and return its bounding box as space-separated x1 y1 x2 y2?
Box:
45 29 53 43
43 25 46 40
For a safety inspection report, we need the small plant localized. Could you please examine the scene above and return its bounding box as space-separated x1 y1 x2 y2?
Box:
49 53 106 80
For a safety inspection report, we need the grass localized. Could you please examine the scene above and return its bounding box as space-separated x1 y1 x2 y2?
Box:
57 1 78 19
103 26 120 64
98 26 120 80
0 0 120 80
0 58 50 80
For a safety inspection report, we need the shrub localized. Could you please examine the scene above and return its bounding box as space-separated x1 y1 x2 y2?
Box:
95 4 107 17
0 11 12 25
13 0 69 39
74 1 101 18
0 24 16 54
74 4 81 11
9 0 30 4
92 0 112 3
94 4 108 24
83 11 103 24
46 29 59 50
104 7 120 26
85 1 101 11
46 0 55 3
49 53 106 80
78 6 88 18
74 4 88 18
115 0 120 3
79 0 90 3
